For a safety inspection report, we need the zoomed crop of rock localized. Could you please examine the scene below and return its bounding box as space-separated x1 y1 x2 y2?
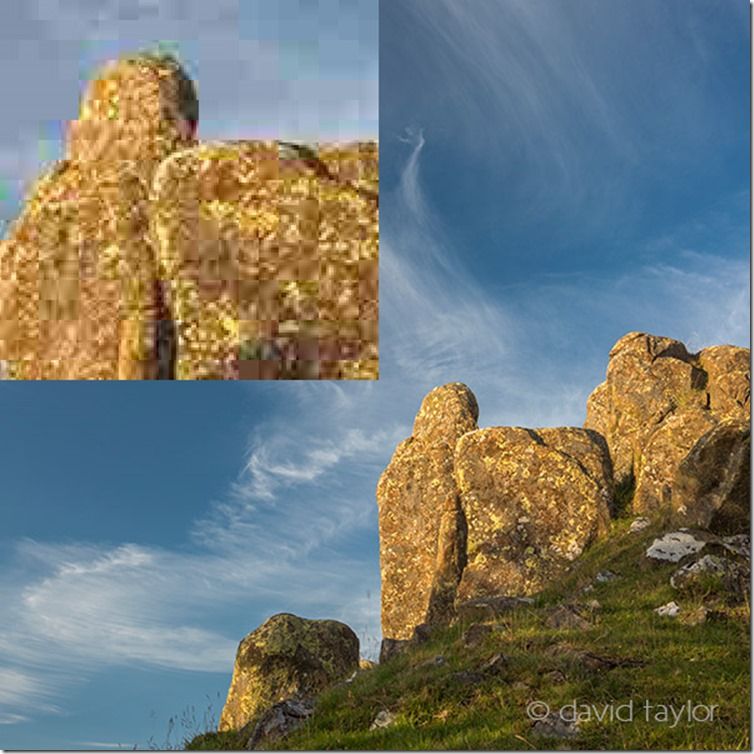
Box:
0 54 378 380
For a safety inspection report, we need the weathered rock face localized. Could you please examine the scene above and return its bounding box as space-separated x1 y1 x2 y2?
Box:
219 613 358 732
0 53 379 380
672 419 750 534
241 697 315 751
585 332 708 484
455 427 611 600
411 382 480 444
377 383 478 640
0 53 198 379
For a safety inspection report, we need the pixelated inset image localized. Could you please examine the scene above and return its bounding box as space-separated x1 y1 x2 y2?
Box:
0 34 378 380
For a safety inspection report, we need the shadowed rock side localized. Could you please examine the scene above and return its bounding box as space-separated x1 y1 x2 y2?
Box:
698 345 751 418
150 140 378 380
0 52 378 380
672 418 750 534
376 383 478 641
377 332 750 643
219 613 358 733
0 52 198 379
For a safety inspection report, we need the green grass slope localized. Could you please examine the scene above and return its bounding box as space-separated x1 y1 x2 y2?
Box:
187 518 750 750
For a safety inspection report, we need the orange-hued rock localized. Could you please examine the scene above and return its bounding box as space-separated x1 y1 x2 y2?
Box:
585 332 750 519
585 380 609 441
454 427 611 600
150 140 378 380
219 613 358 733
375 334 749 646
376 383 478 640
0 52 379 380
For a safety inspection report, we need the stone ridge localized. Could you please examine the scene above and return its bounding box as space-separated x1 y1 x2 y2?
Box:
377 331 750 644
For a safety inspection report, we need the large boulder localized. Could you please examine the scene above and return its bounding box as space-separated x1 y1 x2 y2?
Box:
376 383 478 641
584 332 708 485
151 140 379 380
218 613 358 732
0 52 197 379
672 419 750 533
454 426 611 600
633 409 719 515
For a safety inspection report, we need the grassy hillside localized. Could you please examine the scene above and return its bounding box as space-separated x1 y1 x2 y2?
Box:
187 518 750 750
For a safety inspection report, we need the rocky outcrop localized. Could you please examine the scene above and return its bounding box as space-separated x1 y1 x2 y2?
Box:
455 427 611 600
377 333 749 644
0 52 378 380
377 383 612 641
219 613 358 733
377 383 478 641
698 346 750 418
633 409 718 515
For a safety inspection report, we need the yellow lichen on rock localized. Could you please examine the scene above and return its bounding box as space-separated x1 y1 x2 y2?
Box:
454 426 611 600
377 384 478 641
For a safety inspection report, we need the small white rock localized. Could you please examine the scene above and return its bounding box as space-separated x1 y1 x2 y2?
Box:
370 709 396 730
595 570 617 583
646 532 707 562
629 516 650 533
654 601 680 617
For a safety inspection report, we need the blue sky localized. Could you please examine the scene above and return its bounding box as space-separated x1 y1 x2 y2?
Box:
0 0 750 749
